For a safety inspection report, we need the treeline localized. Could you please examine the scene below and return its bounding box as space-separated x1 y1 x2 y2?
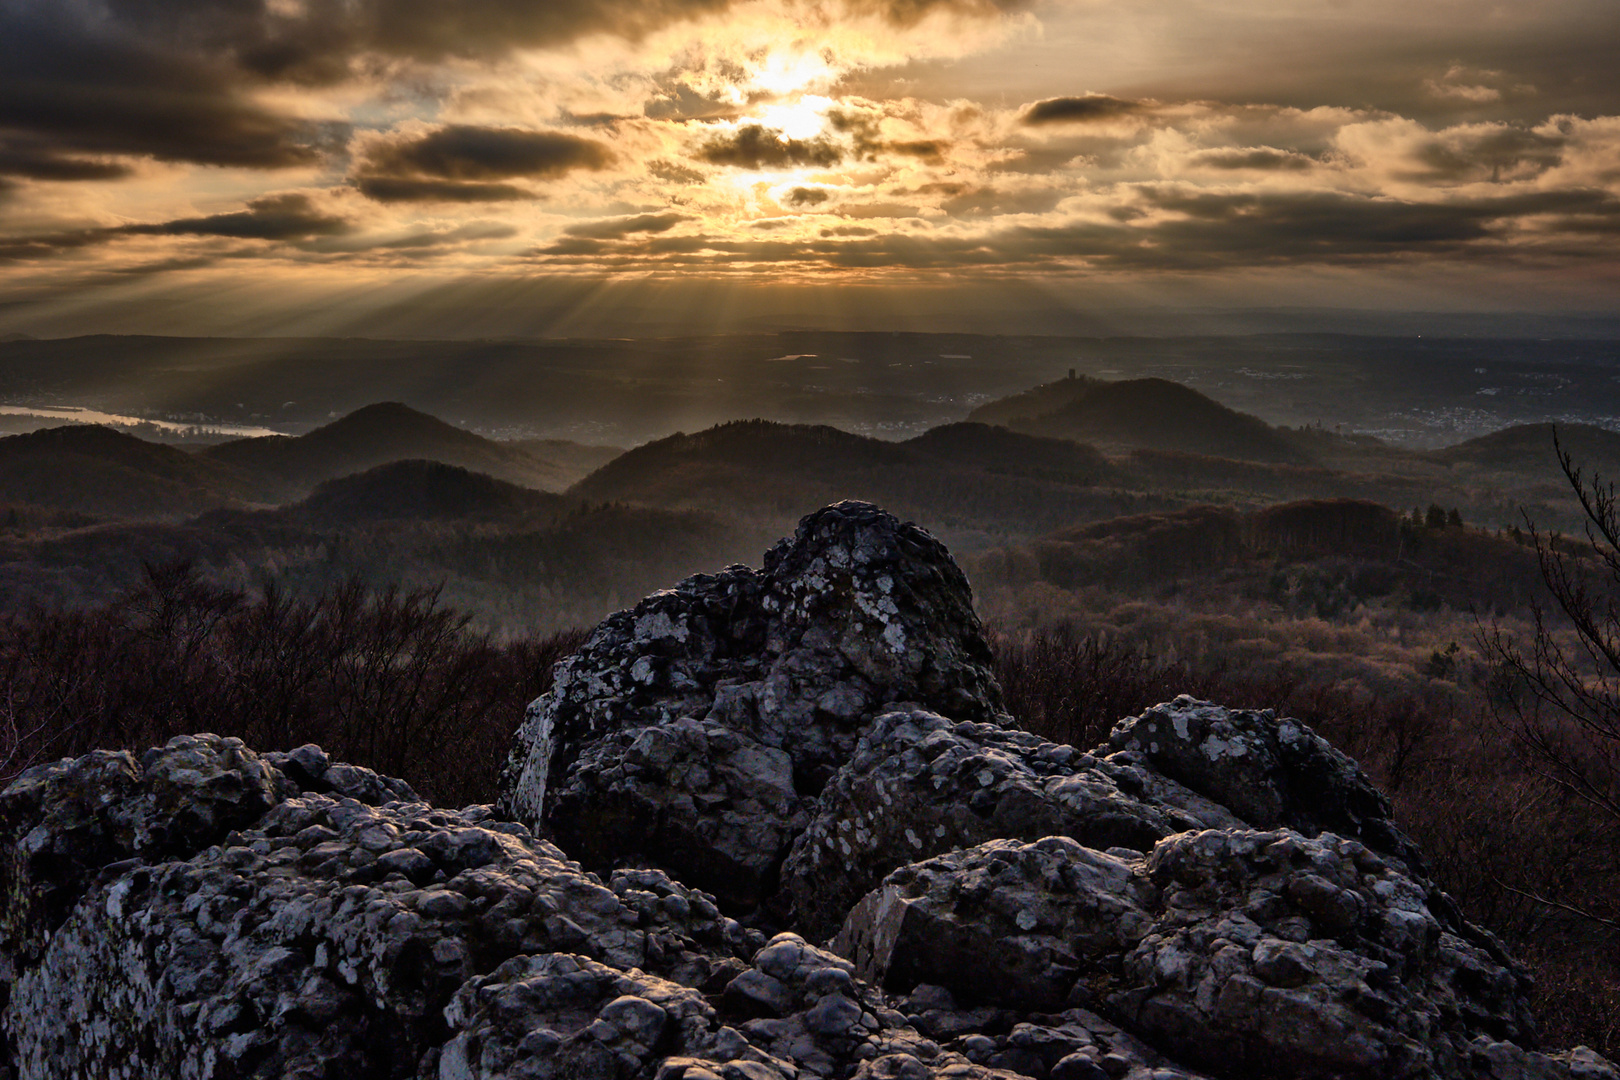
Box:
0 563 583 806
973 497 1556 615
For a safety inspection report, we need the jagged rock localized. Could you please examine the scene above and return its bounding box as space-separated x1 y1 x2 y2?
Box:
782 710 1241 941
3 503 1615 1080
1108 696 1426 871
497 501 1005 909
0 734 290 973
833 827 1558 1080
2 741 760 1080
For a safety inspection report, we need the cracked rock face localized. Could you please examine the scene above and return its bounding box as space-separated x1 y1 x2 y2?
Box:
834 827 1564 1080
3 502 1617 1080
781 709 1240 943
1108 697 1427 873
496 500 1005 910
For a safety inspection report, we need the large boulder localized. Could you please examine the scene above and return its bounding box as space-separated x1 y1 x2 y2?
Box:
1108 697 1426 871
497 501 1005 910
833 827 1572 1080
781 709 1242 941
3 503 1615 1080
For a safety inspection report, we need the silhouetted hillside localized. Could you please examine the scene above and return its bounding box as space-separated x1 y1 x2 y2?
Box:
203 403 573 498
0 424 254 518
902 423 1113 483
1037 379 1307 463
569 418 1165 549
964 375 1100 427
1434 422 1620 476
289 460 569 528
501 438 625 487
570 420 919 507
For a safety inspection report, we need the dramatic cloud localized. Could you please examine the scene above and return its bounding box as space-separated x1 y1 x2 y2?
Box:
0 142 132 181
698 125 844 169
0 7 344 169
1022 95 1145 126
1 0 1618 325
785 187 832 206
124 194 351 240
1191 148 1316 172
353 126 613 202
0 193 349 262
563 213 691 238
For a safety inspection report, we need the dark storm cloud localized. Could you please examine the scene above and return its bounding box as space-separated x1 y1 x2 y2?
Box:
563 212 690 238
824 110 949 163
125 194 350 240
698 125 843 168
353 126 613 203
50 0 735 85
6 0 1019 97
0 6 345 169
522 185 1620 274
363 127 613 182
0 142 132 181
1021 95 1145 126
1192 148 1315 172
786 187 832 206
0 193 351 262
846 0 1032 27
353 178 534 203
1401 127 1567 182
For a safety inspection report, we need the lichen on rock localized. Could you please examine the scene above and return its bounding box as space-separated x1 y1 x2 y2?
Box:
496 500 1005 910
1 502 1615 1080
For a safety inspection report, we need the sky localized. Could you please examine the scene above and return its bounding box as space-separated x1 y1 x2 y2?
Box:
0 0 1617 337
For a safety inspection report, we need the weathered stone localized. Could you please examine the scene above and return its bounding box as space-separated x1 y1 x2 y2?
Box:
497 501 1005 910
1108 696 1425 871
1 503 1613 1080
835 826 1562 1080
782 709 1237 941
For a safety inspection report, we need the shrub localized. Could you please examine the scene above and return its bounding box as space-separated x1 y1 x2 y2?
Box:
0 562 585 805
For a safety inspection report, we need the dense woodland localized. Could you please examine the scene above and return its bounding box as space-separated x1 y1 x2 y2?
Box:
0 373 1617 1051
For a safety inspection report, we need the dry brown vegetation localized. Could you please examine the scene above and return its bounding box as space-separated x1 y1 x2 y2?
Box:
0 564 585 806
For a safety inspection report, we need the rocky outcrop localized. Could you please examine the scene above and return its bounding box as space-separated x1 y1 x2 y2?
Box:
2 502 1614 1080
496 501 1005 910
1108 698 1427 873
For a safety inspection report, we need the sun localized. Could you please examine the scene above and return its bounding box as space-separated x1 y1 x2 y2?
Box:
755 96 835 140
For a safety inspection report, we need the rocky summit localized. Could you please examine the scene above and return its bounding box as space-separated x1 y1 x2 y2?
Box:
1 501 1615 1080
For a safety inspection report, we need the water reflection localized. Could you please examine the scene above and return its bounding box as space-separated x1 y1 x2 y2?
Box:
0 405 281 438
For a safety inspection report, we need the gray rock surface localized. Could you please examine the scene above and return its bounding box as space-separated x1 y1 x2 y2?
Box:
1108 696 1426 872
1 503 1614 1080
782 709 1240 941
834 827 1576 1080
497 501 1005 909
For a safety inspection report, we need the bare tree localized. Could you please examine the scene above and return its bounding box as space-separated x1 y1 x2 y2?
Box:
1480 433 1620 927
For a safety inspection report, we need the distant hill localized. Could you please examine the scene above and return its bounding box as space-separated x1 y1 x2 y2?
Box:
0 424 254 518
202 403 575 499
570 420 920 507
971 496 1545 611
289 460 568 528
569 418 1167 552
970 377 1310 464
502 438 624 488
902 423 1113 483
964 376 1101 428
1433 422 1620 477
